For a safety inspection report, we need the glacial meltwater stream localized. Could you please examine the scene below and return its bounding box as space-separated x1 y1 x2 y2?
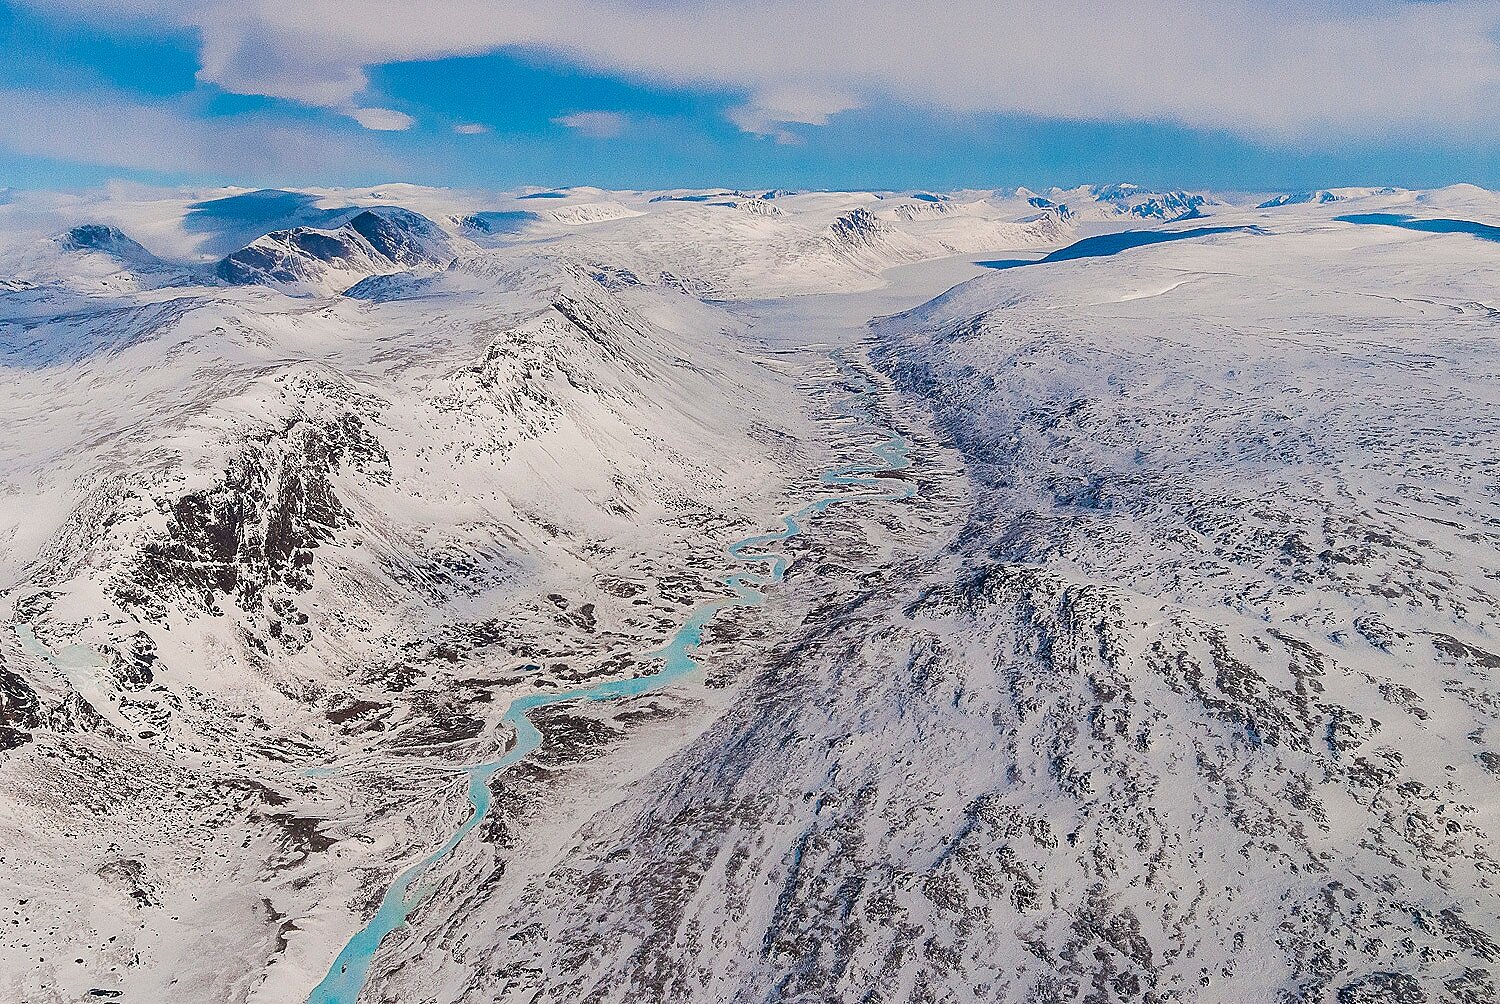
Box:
307 348 915 1003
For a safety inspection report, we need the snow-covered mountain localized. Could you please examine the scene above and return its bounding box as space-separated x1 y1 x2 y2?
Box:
0 205 823 999
858 217 1500 1002
4 224 198 296
1028 182 1220 223
2 182 1496 1004
215 207 462 295
1258 187 1401 208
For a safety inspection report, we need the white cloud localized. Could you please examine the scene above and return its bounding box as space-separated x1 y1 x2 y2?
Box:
552 110 628 139
453 122 490 134
0 84 397 179
21 1 1500 143
728 86 861 143
346 105 415 130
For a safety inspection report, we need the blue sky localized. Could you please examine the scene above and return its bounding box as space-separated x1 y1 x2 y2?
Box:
3 0 1499 193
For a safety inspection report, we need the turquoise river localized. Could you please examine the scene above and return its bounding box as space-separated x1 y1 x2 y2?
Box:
308 349 914 1002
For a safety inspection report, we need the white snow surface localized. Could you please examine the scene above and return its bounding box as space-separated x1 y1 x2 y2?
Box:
1 183 1497 1004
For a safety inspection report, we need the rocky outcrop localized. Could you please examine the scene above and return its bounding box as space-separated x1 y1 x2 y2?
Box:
117 408 389 628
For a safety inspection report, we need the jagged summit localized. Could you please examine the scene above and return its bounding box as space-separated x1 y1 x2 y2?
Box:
827 207 890 248
1078 182 1215 221
826 207 929 265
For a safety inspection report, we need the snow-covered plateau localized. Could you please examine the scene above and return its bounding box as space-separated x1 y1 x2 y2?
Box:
0 182 1496 1004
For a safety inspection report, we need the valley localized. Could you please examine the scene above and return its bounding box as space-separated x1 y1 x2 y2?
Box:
1 183 1497 1003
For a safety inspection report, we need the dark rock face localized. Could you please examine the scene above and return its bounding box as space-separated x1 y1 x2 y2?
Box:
345 208 448 266
115 411 389 635
0 656 42 731
1028 196 1073 220
109 631 158 690
216 233 353 285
